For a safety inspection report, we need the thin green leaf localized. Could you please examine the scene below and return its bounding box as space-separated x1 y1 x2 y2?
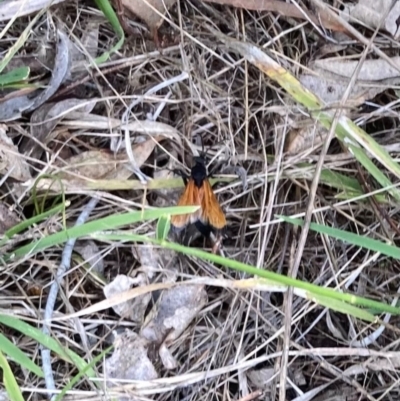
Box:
0 315 98 382
319 168 363 193
278 215 400 260
0 67 30 86
335 190 387 204
214 35 400 200
0 333 43 377
0 202 68 248
93 0 124 63
91 232 400 316
156 215 171 240
0 349 24 401
54 346 112 401
6 206 199 261
337 118 400 186
316 168 390 202
31 174 67 217
345 140 400 201
0 9 46 74
311 295 377 322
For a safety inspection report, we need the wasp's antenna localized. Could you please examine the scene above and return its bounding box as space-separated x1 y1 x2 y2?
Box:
194 134 205 157
194 134 227 162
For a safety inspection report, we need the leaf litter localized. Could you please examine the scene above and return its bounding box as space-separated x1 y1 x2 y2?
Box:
0 28 71 121
341 0 400 39
0 202 20 235
3 1 400 401
0 124 31 181
104 273 151 322
22 98 96 160
121 0 178 34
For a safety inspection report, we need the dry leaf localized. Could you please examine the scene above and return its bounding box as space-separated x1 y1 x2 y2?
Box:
21 98 96 159
0 202 20 235
341 0 400 39
61 117 182 144
104 330 158 386
26 30 71 111
313 387 354 401
247 366 306 391
0 29 71 121
57 150 125 180
285 122 329 155
310 57 400 81
75 240 104 274
299 74 362 106
0 0 66 21
343 353 400 376
202 0 347 32
103 274 151 322
135 245 178 279
58 137 157 180
81 22 100 58
141 285 207 344
300 57 400 107
159 342 177 370
141 285 207 369
291 382 331 401
70 22 100 75
314 43 348 58
122 0 177 31
247 368 275 390
0 124 31 181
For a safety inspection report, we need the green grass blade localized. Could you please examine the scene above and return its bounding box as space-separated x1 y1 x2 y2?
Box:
336 118 400 184
278 215 400 259
0 9 46 74
316 168 390 201
0 315 98 381
334 190 387 203
345 140 400 201
6 206 199 260
215 35 400 199
312 295 377 322
0 202 68 248
91 232 400 316
319 168 363 193
54 346 112 401
0 333 43 377
0 66 29 86
0 349 24 401
93 0 124 63
156 215 171 240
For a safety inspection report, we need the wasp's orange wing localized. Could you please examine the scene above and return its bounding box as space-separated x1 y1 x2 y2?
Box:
171 179 202 230
200 179 226 230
